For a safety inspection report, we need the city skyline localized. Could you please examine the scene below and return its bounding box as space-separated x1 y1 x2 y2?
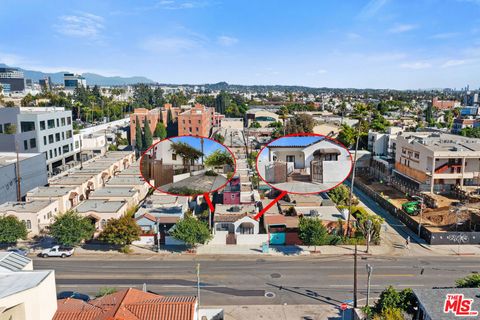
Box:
1 0 480 89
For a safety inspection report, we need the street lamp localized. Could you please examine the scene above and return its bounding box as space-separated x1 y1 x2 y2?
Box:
366 264 373 307
365 219 373 254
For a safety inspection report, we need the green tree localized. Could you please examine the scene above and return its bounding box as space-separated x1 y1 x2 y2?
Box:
135 116 143 151
337 124 357 148
170 141 203 167
96 287 117 297
49 210 95 246
99 214 141 250
284 114 316 134
204 149 234 167
167 108 173 124
456 274 480 288
327 184 351 206
153 122 167 139
142 117 153 150
249 121 261 128
298 217 329 251
354 208 384 245
212 133 225 144
171 216 211 248
0 216 28 244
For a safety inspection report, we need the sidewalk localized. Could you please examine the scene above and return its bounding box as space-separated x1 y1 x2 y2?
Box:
219 304 350 320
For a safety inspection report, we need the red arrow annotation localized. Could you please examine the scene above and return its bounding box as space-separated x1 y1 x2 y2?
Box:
203 193 215 213
254 191 287 221
204 191 287 220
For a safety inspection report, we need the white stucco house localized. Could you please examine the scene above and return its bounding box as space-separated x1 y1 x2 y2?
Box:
262 137 352 192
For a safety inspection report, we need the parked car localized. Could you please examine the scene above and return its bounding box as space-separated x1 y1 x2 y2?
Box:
40 246 74 258
57 291 90 302
7 248 29 256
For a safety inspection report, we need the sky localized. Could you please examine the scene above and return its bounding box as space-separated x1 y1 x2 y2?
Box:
1 0 479 89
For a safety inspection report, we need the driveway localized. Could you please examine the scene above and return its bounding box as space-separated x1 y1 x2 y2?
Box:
160 173 228 194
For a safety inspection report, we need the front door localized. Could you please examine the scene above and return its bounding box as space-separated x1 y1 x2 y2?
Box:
286 155 295 166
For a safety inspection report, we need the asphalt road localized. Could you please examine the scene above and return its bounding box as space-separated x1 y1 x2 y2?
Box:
33 255 480 306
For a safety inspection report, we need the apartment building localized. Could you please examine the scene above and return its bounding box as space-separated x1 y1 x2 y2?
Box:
0 67 25 93
63 73 86 90
393 132 480 194
0 107 76 173
177 103 217 136
129 104 181 146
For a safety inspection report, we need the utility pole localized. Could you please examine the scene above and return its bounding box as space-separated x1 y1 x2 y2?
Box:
366 264 373 307
347 119 362 236
196 263 201 320
353 241 358 308
200 138 204 165
366 219 372 254
15 140 21 201
156 218 161 252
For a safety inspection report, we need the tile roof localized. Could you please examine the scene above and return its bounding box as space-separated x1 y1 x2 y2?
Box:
54 288 196 320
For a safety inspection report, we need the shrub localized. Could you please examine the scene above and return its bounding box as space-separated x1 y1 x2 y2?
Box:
204 170 218 176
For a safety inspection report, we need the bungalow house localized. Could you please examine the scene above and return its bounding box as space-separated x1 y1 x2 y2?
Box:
49 174 98 201
105 176 151 200
134 193 189 245
212 204 266 245
88 187 140 208
0 200 60 236
265 138 351 187
26 186 82 213
73 199 130 231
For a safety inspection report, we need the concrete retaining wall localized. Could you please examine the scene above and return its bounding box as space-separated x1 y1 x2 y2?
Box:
236 234 268 245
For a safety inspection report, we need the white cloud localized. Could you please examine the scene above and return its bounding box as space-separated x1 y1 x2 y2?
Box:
400 61 431 69
346 32 362 40
388 24 417 34
55 12 104 38
431 32 459 39
157 0 210 10
141 36 200 53
0 52 26 66
441 59 467 68
217 36 238 46
358 0 389 19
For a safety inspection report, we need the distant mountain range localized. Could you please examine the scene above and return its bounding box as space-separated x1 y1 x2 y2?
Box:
0 63 155 86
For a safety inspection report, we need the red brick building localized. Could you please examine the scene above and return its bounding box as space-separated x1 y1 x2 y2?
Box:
177 103 219 137
432 97 459 110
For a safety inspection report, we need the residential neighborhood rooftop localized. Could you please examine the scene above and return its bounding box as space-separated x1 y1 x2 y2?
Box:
0 270 53 300
0 200 55 213
74 199 127 213
27 186 76 197
89 187 138 198
214 204 257 215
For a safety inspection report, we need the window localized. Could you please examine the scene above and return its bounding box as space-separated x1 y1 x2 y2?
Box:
62 132 65 140
66 130 72 138
23 140 28 150
43 136 47 145
172 153 177 160
0 124 3 133
58 147 61 155
414 152 419 159
67 117 71 125
20 121 35 132
30 138 36 148
44 151 48 160
48 134 54 143
63 145 69 153
231 194 236 200
26 220 31 229
47 119 55 129
75 141 79 149
40 121 46 130
54 149 57 157
56 119 59 127
49 150 53 158
70 143 73 150
55 133 60 142
61 118 66 126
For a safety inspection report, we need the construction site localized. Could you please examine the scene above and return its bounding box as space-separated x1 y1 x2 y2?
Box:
358 175 480 234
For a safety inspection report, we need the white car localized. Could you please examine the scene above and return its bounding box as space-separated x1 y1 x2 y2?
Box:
40 246 75 258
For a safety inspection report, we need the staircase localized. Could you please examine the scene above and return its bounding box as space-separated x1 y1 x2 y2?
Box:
288 172 311 182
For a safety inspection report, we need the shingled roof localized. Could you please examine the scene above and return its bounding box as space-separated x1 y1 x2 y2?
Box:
54 288 196 320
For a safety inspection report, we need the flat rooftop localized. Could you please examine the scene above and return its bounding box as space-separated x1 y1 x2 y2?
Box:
0 200 55 213
0 252 31 272
74 199 127 213
294 206 344 221
215 204 257 215
27 186 77 197
0 152 42 168
402 132 480 152
89 187 138 198
49 175 94 185
106 176 147 186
